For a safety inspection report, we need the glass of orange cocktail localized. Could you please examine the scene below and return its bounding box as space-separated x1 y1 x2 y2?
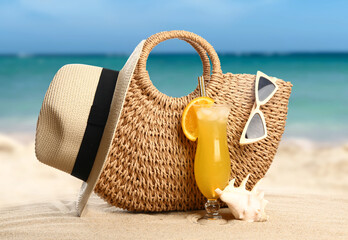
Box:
193 104 231 220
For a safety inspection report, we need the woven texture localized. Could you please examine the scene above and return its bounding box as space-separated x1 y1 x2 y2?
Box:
95 30 292 212
36 64 102 174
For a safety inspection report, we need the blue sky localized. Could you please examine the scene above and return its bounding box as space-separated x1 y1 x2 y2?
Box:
0 0 347 54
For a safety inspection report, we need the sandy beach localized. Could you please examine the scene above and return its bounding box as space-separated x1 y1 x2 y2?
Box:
1 133 348 239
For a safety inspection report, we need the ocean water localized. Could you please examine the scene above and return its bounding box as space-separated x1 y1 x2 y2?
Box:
0 53 347 143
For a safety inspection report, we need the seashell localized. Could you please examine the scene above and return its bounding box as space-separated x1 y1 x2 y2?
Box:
215 174 269 222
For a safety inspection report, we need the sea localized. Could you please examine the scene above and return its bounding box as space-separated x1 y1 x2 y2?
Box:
0 53 347 143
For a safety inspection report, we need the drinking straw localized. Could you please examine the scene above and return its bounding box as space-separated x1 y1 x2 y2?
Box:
198 76 206 97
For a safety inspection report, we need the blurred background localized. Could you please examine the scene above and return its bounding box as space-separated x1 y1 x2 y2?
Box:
0 0 347 206
1 0 348 143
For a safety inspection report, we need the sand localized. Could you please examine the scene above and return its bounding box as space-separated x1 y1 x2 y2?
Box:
1 133 348 239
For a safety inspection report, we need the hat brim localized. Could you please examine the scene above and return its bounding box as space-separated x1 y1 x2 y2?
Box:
76 40 145 216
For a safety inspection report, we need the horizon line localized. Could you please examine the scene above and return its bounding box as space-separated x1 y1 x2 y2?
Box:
1 51 348 57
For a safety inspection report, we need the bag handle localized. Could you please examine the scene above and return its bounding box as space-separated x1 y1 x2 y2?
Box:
138 30 222 75
180 38 211 78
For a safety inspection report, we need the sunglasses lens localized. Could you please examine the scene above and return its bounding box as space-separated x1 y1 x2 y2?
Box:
258 76 276 102
245 113 265 139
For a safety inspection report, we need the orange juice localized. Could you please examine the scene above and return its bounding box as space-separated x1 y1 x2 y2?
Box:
194 104 231 200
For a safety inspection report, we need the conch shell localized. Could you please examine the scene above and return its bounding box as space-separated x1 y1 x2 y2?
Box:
215 174 269 222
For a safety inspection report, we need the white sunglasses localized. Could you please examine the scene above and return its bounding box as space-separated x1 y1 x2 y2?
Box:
239 71 278 145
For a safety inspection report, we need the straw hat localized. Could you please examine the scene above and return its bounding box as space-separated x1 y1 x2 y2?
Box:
35 40 145 216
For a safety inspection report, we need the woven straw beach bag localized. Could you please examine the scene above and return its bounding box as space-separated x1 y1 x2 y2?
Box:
94 30 292 212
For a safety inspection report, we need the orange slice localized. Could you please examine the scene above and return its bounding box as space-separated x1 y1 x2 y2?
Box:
181 96 214 141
